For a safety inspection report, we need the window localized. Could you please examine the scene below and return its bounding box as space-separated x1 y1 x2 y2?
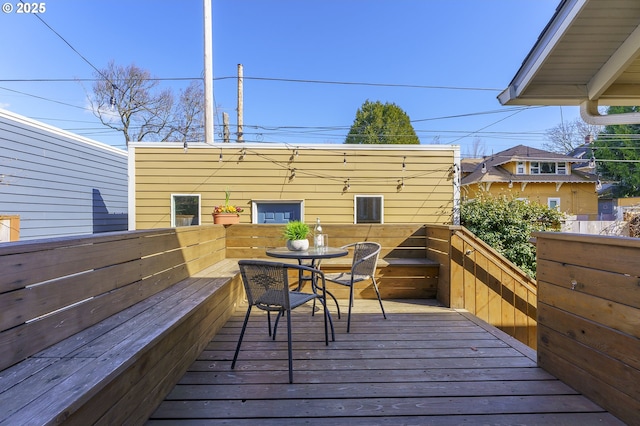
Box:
516 162 525 174
355 195 383 224
530 162 540 174
548 198 561 210
252 200 304 224
171 194 200 227
540 162 556 174
530 161 561 174
557 162 567 175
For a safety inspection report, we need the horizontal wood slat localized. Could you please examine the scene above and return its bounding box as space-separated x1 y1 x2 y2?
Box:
535 232 640 425
225 224 437 298
0 226 227 372
148 299 620 424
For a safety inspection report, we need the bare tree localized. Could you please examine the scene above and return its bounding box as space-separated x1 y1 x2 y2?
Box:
171 80 205 143
465 137 486 158
543 118 603 153
88 61 203 146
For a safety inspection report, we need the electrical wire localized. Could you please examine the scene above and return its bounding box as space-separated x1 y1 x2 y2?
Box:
214 76 502 92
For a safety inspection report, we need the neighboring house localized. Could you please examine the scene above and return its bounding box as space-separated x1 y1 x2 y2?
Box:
0 109 128 241
461 145 599 219
128 142 460 229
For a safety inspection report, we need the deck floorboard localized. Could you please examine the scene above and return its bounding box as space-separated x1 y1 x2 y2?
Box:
147 299 624 425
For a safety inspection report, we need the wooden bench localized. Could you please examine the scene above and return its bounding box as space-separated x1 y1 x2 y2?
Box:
0 229 243 425
225 256 439 300
225 224 441 300
318 257 440 299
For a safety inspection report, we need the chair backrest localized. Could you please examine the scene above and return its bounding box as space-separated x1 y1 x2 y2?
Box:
351 242 381 277
238 260 292 310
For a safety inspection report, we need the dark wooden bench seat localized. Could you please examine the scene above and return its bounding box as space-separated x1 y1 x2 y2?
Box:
0 229 244 426
0 260 243 425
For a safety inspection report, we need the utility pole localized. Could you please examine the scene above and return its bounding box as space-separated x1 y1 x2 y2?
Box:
223 112 230 143
237 63 244 142
203 0 214 143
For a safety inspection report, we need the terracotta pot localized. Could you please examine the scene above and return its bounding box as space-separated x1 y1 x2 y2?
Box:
213 213 240 225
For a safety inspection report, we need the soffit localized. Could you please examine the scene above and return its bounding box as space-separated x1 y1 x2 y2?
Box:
499 0 640 106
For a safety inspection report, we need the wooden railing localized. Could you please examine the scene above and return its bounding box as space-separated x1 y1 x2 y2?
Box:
535 232 640 425
0 226 228 371
3 223 636 422
426 225 538 349
225 223 439 299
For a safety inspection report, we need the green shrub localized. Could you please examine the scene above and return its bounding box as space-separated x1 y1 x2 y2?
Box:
460 193 564 278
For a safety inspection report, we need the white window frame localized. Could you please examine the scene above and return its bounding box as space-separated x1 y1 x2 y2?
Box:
557 162 567 175
171 194 201 227
530 162 540 174
531 161 567 175
354 195 384 224
516 161 525 174
548 197 561 210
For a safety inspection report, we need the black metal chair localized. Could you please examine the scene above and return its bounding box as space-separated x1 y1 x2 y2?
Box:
231 259 334 383
324 242 386 332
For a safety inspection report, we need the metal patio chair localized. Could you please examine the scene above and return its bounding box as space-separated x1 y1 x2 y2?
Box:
231 259 334 383
323 242 386 332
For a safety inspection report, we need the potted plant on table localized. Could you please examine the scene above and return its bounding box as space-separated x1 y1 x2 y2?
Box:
212 189 243 225
282 220 310 251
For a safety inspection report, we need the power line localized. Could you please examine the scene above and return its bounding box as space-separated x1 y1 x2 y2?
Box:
24 2 107 81
1 75 501 93
0 77 202 83
215 76 502 92
0 86 87 110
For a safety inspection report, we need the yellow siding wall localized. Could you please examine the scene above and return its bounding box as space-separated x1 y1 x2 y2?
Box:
467 182 598 217
132 144 458 228
503 162 517 174
617 197 640 208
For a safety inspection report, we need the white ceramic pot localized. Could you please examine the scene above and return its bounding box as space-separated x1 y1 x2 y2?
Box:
286 239 309 251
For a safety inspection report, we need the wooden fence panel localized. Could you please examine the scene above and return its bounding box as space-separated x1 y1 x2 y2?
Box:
444 228 537 349
535 232 640 425
0 226 226 372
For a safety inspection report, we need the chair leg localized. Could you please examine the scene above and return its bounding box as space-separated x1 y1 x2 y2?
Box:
316 295 335 343
286 308 293 383
273 310 285 340
372 277 387 319
346 284 355 333
313 289 341 320
231 306 252 370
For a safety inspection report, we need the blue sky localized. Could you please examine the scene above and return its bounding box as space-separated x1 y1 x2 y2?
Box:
0 0 575 156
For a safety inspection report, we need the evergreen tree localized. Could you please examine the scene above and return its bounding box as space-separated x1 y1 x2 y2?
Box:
593 106 640 196
345 100 419 144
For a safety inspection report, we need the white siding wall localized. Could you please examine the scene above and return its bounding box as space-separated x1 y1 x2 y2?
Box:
0 109 128 241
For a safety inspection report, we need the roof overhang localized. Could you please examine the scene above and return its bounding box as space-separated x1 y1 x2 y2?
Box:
498 0 640 124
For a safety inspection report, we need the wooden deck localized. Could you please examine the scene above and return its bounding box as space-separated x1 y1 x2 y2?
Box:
147 299 623 425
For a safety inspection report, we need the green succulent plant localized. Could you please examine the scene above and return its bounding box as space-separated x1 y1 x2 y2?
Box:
282 220 310 240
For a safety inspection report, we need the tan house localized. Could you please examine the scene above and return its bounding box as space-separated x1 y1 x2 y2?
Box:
461 144 599 219
129 143 460 229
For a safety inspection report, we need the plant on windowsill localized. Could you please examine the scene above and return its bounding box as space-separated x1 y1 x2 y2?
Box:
282 220 310 251
212 189 244 225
